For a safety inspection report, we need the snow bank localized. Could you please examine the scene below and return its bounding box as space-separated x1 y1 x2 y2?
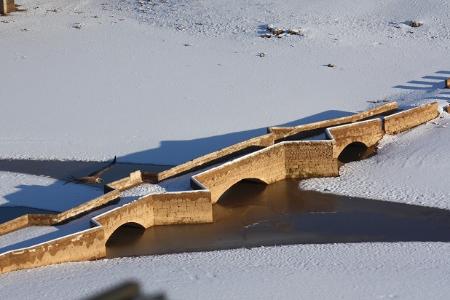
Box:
301 111 450 209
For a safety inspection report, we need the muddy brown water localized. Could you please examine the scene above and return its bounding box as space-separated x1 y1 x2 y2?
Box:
106 180 450 258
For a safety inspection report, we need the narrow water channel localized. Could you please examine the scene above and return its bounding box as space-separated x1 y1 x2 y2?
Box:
106 180 450 258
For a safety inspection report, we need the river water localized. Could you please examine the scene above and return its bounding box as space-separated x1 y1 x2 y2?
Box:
106 179 450 257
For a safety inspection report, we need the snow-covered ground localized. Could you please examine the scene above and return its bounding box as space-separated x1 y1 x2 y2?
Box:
1 0 450 164
1 242 449 300
1 0 450 298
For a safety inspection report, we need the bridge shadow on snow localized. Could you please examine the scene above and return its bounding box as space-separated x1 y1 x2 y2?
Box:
0 109 353 179
118 109 354 165
0 160 169 211
393 70 450 103
0 109 352 211
0 183 103 212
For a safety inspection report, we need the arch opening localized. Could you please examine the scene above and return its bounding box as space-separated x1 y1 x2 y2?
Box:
217 178 268 206
338 142 376 163
105 222 146 246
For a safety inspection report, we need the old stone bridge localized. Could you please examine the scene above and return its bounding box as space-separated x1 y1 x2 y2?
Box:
0 101 440 274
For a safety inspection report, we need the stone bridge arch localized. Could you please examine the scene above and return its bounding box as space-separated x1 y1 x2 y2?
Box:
327 119 384 159
193 144 286 203
101 219 148 242
195 173 272 204
337 141 370 163
214 177 270 204
93 201 155 242
105 221 146 245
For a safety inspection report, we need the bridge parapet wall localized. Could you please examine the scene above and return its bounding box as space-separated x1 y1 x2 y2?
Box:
269 102 397 138
0 227 105 274
150 191 212 225
384 102 439 134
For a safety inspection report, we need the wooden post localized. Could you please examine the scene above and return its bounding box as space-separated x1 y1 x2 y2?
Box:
0 0 18 15
1 0 8 15
446 78 450 89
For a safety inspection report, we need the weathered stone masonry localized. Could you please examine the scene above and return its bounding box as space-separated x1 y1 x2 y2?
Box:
284 141 338 178
0 101 441 274
384 102 439 134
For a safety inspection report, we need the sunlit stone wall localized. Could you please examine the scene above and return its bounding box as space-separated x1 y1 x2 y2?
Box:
384 102 439 134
